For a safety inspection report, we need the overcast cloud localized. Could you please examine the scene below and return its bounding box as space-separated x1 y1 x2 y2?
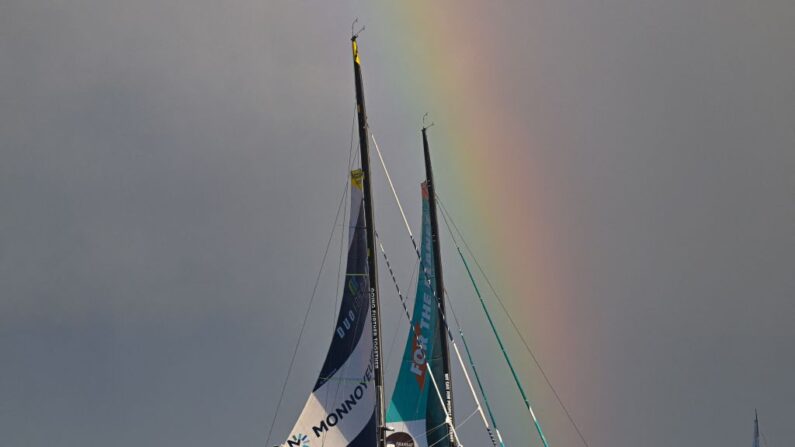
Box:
1 1 793 446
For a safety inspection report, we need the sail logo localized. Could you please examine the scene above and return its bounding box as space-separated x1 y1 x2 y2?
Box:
336 276 365 340
287 434 310 447
347 276 361 298
409 200 435 391
386 431 416 447
350 169 364 190
409 323 429 389
311 356 374 438
409 286 434 389
336 309 356 339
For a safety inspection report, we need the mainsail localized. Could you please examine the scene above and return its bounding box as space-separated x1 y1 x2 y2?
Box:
283 171 377 447
752 410 760 447
385 182 450 447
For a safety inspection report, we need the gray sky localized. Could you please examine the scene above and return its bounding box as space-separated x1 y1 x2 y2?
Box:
1 1 793 446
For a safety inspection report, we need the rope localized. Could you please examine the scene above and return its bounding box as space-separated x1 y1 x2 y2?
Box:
371 130 499 447
371 133 419 254
321 107 361 447
266 105 358 447
435 196 591 447
446 291 505 447
427 409 481 447
265 174 351 447
374 234 462 447
333 104 359 318
435 200 549 447
375 234 412 321
384 256 420 370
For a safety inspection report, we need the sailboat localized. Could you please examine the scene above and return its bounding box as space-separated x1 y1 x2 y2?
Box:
274 31 562 447
752 410 765 447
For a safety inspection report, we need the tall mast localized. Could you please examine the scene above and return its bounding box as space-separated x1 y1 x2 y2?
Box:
351 33 386 447
422 124 457 446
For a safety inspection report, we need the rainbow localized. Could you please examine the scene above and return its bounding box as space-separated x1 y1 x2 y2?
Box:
346 3 583 444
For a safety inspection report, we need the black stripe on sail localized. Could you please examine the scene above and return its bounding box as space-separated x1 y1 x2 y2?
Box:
314 192 371 391
347 411 377 447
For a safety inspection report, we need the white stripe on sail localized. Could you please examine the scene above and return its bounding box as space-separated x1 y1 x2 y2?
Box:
283 322 375 447
282 175 375 447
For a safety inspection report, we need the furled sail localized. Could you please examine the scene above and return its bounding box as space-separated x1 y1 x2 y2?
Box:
752 410 760 447
283 170 377 447
385 182 450 447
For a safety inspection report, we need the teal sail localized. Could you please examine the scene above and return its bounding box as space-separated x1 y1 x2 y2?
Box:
386 182 449 447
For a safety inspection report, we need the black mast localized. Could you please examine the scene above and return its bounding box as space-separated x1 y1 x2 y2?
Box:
351 32 386 447
422 122 457 446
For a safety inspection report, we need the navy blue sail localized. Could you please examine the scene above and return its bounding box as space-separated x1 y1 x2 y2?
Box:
283 170 377 447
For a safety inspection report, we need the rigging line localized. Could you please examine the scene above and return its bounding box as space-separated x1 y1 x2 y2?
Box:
371 131 499 447
455 408 481 430
385 257 420 370
426 350 462 446
323 181 348 447
375 233 497 447
445 290 505 447
435 197 590 447
450 341 501 447
270 104 358 447
375 230 415 370
375 233 411 321
371 133 419 254
265 174 351 447
424 420 452 439
374 235 464 447
443 290 502 447
425 409 478 447
322 104 359 447
334 104 359 311
436 201 550 447
383 300 406 369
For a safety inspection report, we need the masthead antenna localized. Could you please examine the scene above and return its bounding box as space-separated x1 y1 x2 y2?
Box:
422 113 435 131
352 18 365 40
